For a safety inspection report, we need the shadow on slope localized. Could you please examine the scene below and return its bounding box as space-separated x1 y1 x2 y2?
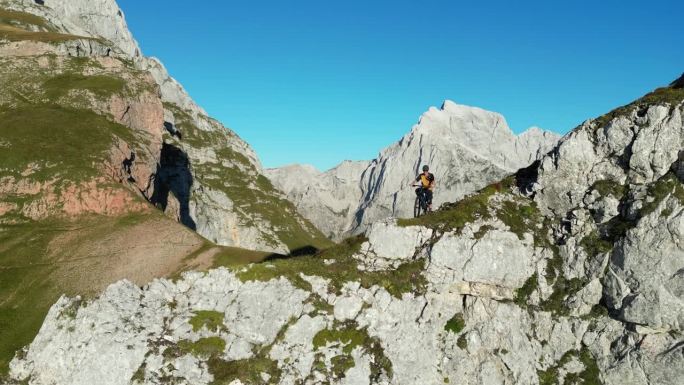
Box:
151 143 196 230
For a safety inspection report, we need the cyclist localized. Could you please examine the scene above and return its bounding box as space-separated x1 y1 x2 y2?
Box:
411 165 435 212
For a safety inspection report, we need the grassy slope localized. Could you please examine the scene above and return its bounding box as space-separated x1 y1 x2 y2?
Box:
0 8 88 43
0 24 283 376
0 9 334 374
166 103 332 252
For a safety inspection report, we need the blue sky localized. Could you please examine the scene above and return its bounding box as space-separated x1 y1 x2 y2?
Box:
118 0 683 171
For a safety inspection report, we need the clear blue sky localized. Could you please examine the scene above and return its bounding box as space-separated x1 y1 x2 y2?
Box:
118 0 683 171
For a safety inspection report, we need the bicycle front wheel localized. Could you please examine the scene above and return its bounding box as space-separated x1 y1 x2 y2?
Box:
414 196 422 218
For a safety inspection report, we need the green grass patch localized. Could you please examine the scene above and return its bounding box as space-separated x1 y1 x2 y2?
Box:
473 224 494 239
207 356 282 385
0 24 84 43
590 180 627 199
537 349 579 385
130 362 146 383
165 102 332 252
580 231 613 259
641 172 684 217
514 273 539 307
0 8 89 43
0 104 137 182
237 235 427 298
189 311 225 333
43 73 125 100
594 79 684 128
177 337 226 359
398 179 512 232
0 8 48 28
541 277 587 316
444 313 465 334
0 213 181 377
540 348 603 385
310 321 393 381
0 220 61 377
313 323 367 354
211 246 271 268
495 199 540 240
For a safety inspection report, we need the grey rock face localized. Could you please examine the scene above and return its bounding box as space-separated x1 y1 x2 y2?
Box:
605 194 684 331
534 104 683 216
265 161 370 240
268 101 560 239
2 0 140 57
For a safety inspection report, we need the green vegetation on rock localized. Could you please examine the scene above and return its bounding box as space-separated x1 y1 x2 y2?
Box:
43 73 125 100
515 273 539 307
236 235 427 298
189 311 226 333
0 8 49 29
0 213 182 376
177 337 226 359
311 321 393 381
0 105 137 182
541 277 586 316
590 180 627 199
641 172 684 217
495 199 541 240
538 348 603 385
164 103 331 252
456 334 468 350
398 178 512 232
0 8 85 43
444 313 466 334
207 356 282 385
594 78 684 127
313 324 367 354
580 231 613 260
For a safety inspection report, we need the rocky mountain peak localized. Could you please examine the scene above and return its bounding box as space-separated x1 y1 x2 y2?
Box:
268 102 560 239
4 0 141 57
414 100 511 142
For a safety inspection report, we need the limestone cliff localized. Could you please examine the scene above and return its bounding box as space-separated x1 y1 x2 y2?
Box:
266 102 560 239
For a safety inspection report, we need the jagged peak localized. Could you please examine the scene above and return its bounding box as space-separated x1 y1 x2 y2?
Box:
517 125 561 140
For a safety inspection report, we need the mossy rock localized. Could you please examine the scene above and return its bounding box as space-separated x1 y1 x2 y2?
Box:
444 313 465 334
189 311 226 333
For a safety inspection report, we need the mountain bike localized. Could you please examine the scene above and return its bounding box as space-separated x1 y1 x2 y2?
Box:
413 185 431 218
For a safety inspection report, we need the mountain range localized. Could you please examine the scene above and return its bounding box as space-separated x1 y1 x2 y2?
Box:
266 102 560 239
1 1 683 385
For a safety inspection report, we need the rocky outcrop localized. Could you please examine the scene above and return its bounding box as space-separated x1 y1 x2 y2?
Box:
267 102 560 239
11 78 684 384
1 0 140 57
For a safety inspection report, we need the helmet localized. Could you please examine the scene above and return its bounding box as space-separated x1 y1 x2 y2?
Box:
422 165 429 172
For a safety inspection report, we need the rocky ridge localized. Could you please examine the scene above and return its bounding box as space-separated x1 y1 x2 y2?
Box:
266 102 560 239
9 77 684 384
